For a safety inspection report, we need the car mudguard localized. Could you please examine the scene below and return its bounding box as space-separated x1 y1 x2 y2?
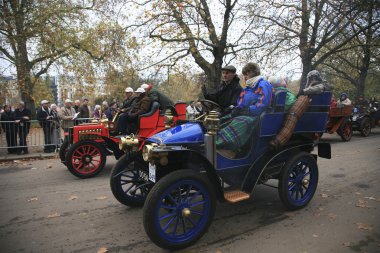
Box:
100 136 124 160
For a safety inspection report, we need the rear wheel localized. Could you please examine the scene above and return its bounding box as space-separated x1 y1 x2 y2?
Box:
278 152 318 210
337 118 352 141
143 169 216 250
59 138 69 164
360 118 371 137
66 140 107 178
110 154 152 207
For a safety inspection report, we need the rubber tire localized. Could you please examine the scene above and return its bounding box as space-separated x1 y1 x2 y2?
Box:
66 140 107 179
110 154 152 207
337 118 352 141
278 152 318 210
360 118 371 137
143 169 216 250
59 138 69 164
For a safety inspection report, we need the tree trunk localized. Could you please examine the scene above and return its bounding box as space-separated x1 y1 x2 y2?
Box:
16 63 36 118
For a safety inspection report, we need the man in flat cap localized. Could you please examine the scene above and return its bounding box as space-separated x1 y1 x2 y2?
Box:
37 100 55 153
202 65 242 115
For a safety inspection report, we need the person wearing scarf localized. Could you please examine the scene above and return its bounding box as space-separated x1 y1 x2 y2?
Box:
216 63 273 158
37 100 55 153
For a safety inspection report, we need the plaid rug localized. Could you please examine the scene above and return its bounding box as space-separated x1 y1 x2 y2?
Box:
216 116 257 151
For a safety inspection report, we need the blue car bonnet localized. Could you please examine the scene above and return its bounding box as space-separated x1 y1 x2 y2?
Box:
147 123 204 145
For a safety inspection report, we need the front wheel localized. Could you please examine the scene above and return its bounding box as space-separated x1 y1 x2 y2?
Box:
66 140 107 179
143 169 216 250
278 152 318 210
337 118 352 141
360 118 371 137
110 154 153 207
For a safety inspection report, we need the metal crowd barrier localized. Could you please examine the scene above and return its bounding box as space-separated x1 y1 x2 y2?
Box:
0 118 96 155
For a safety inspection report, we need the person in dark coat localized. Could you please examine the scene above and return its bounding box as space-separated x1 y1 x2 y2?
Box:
14 101 31 154
123 88 152 134
1 105 18 154
142 83 174 112
78 98 90 123
202 65 243 115
116 87 138 134
37 100 55 153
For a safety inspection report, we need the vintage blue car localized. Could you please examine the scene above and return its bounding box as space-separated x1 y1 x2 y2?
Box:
110 91 332 250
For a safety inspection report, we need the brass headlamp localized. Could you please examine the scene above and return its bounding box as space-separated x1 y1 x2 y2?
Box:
164 109 174 128
119 134 139 151
142 143 158 161
204 111 220 135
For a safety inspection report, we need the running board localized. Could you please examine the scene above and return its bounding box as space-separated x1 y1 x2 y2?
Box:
224 190 250 203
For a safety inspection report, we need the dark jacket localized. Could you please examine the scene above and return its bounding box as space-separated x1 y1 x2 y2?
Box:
123 96 138 109
129 94 152 118
78 105 90 118
1 110 16 132
202 75 242 112
148 89 174 112
14 108 31 132
37 107 53 128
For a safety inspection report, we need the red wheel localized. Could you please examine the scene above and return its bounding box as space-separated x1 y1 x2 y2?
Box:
337 118 352 141
66 140 107 178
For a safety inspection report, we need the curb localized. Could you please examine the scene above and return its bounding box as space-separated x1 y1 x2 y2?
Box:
0 153 58 162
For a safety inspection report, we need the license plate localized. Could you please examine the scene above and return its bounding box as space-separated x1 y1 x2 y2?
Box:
149 163 156 183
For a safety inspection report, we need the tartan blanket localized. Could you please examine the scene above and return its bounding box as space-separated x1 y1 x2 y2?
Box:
216 116 257 151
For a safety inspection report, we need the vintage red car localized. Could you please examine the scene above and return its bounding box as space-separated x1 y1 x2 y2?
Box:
60 102 187 178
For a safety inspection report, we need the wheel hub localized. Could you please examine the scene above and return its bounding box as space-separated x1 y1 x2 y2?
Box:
302 178 309 186
83 155 92 164
182 208 191 217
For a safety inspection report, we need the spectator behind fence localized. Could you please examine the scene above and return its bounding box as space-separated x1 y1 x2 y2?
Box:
92 105 102 119
37 100 55 153
1 105 18 154
14 101 31 154
74 100 81 113
79 98 90 122
50 103 62 150
60 99 76 133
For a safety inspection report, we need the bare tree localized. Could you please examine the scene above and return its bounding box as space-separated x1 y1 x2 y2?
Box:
246 0 380 92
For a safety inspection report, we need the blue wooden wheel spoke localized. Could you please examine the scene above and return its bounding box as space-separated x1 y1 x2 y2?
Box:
160 204 176 210
184 185 192 199
303 171 310 178
181 216 187 235
160 212 176 221
166 193 177 206
163 216 177 232
124 184 135 194
186 217 196 228
190 200 205 208
171 217 180 236
190 210 204 216
189 190 202 202
289 183 297 192
299 188 304 198
302 185 308 191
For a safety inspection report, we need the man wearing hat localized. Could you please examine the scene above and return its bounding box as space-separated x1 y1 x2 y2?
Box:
60 99 76 133
14 101 32 154
202 65 242 115
121 87 137 111
37 100 55 153
117 88 152 134
142 83 174 112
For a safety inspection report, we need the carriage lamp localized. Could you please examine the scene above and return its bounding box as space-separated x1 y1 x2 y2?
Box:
142 143 158 161
100 118 109 129
204 111 220 135
119 135 139 151
164 109 174 128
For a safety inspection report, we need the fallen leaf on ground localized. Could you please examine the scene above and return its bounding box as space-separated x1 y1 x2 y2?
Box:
313 212 321 217
46 164 53 169
30 167 37 170
342 241 351 247
356 223 373 231
321 193 329 198
97 247 108 253
313 234 319 238
355 192 361 195
13 160 21 163
328 213 337 220
364 197 377 201
95 196 107 200
356 199 370 208
215 250 222 253
27 197 38 202
285 212 296 218
68 195 78 200
47 212 61 218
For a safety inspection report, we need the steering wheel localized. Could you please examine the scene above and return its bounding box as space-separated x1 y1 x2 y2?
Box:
199 99 222 113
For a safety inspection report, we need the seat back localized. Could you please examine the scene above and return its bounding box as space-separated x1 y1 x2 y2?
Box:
270 89 287 112
259 92 332 136
138 101 160 130
174 102 187 120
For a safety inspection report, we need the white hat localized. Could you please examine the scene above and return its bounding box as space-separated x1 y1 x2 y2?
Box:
140 83 149 90
125 87 134 93
65 98 73 103
135 87 145 93
41 100 49 105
